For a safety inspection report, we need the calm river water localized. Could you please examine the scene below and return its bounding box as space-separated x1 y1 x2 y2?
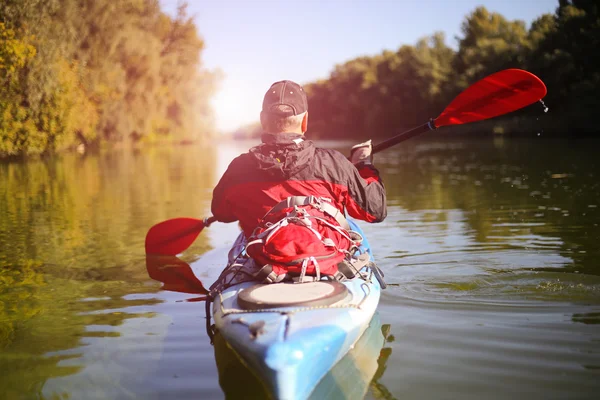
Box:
1 136 599 399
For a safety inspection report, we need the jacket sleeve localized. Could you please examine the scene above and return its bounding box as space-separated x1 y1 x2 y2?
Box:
211 158 242 223
344 161 387 223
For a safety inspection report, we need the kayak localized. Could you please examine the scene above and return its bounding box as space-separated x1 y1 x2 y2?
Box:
210 219 384 400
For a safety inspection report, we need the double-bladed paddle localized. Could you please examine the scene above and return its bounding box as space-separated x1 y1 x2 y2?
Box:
145 68 547 256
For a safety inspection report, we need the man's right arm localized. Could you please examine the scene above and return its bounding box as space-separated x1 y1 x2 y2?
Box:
211 158 242 223
343 139 387 222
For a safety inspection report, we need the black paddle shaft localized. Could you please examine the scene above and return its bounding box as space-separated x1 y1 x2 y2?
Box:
372 120 436 154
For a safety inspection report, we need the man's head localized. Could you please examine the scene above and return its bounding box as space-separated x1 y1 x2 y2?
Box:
260 80 308 134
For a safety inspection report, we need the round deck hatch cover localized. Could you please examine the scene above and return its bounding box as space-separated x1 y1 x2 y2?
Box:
237 281 348 310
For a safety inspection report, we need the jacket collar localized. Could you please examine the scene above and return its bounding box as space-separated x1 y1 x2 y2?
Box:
261 132 305 145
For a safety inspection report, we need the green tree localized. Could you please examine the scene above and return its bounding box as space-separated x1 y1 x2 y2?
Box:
526 0 600 134
305 33 454 139
0 1 92 156
453 7 530 89
0 0 216 158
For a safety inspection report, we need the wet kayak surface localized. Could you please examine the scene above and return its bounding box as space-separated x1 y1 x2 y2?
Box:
1 137 599 399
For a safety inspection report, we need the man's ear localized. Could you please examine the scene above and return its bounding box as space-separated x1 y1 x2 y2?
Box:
301 112 308 133
260 111 271 133
260 111 266 127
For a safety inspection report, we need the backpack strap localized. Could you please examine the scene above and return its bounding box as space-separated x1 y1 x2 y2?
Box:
333 252 370 281
264 196 350 230
299 257 320 282
253 264 286 283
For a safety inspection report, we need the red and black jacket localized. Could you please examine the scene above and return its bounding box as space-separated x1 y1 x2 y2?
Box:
212 132 387 237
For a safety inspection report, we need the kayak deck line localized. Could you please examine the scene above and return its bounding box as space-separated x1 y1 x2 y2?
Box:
215 272 376 317
219 302 362 315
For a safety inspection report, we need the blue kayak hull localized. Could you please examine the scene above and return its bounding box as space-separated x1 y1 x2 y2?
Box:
214 313 385 399
212 220 381 399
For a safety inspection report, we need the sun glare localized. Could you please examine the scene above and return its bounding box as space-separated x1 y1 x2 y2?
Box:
211 82 261 134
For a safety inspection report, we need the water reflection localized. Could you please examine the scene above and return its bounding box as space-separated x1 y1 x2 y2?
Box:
572 312 600 325
368 323 395 400
369 138 600 312
145 255 208 301
0 258 165 399
1 138 599 398
0 145 217 399
308 314 390 400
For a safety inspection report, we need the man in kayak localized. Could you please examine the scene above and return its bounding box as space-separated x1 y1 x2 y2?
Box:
211 79 386 237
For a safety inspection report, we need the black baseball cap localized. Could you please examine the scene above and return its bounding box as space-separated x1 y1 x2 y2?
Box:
262 80 308 116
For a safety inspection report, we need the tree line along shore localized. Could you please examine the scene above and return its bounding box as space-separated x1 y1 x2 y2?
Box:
1 1 598 158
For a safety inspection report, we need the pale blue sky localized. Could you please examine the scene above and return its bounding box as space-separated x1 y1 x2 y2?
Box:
161 0 558 131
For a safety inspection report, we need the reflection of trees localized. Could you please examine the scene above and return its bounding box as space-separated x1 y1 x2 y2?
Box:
0 146 217 398
0 146 216 267
378 138 600 275
0 255 166 398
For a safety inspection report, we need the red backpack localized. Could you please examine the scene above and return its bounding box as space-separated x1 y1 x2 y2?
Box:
246 196 361 282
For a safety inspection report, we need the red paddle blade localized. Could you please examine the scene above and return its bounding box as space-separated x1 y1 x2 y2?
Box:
145 218 205 255
435 69 547 128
